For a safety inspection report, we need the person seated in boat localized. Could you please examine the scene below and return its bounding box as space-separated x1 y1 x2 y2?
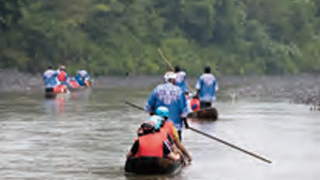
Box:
148 115 175 149
137 116 166 138
149 115 188 165
155 106 192 162
75 70 90 87
57 65 69 85
195 66 219 109
126 121 181 162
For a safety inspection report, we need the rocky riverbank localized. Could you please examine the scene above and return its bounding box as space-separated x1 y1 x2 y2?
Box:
0 69 319 109
219 75 320 109
0 69 43 93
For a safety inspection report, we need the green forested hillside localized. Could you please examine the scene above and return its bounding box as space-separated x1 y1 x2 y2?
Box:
1 0 320 75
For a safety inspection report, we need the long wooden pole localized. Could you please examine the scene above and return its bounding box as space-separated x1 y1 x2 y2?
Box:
157 48 194 92
187 126 272 164
124 101 272 164
125 101 145 111
157 48 175 71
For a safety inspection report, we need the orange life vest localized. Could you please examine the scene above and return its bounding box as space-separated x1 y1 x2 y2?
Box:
190 98 200 111
136 133 163 157
159 129 168 141
57 71 67 82
162 121 175 140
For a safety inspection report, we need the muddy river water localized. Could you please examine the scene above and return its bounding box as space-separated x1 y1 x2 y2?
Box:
0 87 319 180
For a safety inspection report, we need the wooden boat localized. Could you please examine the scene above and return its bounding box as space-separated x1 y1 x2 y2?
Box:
44 87 56 99
67 79 93 92
125 157 184 175
44 85 69 99
67 85 88 92
187 107 218 120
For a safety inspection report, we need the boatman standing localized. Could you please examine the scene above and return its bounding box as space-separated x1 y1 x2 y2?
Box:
43 66 59 90
174 66 189 93
145 71 190 141
195 66 219 109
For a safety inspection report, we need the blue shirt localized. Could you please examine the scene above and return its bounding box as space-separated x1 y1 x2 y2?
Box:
175 71 189 93
75 74 84 86
145 82 189 131
75 70 90 86
196 73 218 102
43 70 59 88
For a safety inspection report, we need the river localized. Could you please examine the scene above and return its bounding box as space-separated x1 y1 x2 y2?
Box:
0 87 319 180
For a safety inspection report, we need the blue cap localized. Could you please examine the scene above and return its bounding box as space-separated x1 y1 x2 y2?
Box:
148 115 163 130
156 106 169 118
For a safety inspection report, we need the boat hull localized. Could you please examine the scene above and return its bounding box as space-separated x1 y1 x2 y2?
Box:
187 107 218 120
44 87 70 99
125 157 183 175
67 86 88 92
44 87 56 99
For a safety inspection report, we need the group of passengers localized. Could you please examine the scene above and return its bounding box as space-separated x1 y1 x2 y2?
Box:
126 66 219 163
126 106 192 164
42 65 91 94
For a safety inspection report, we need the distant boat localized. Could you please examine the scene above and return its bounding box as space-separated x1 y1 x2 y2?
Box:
187 107 218 120
67 79 93 92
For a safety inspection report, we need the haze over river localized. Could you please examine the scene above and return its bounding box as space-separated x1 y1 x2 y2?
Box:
0 87 319 180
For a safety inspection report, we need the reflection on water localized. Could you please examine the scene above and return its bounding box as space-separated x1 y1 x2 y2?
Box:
0 88 319 180
44 97 67 114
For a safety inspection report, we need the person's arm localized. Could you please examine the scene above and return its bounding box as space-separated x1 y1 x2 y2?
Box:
174 137 192 162
214 78 219 91
54 70 59 77
126 151 133 159
167 152 181 161
85 74 90 81
180 89 190 117
179 91 190 129
144 89 157 114
126 140 139 159
172 127 192 162
163 141 180 161
195 77 201 97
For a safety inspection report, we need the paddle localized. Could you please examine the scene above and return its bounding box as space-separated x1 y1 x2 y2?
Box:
124 101 272 164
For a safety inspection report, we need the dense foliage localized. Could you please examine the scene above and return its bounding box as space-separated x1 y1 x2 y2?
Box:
1 0 320 76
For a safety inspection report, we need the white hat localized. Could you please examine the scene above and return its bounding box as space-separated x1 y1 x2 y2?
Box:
163 71 177 81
